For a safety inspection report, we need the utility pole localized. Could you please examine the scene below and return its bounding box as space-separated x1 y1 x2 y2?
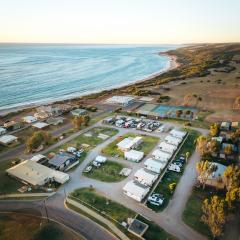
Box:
43 199 49 223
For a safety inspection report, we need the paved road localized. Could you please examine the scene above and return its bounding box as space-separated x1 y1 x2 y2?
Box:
0 119 208 240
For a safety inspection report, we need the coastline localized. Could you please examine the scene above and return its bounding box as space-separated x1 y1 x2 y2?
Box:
0 52 180 117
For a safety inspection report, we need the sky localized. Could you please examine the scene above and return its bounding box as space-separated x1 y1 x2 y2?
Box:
0 0 240 44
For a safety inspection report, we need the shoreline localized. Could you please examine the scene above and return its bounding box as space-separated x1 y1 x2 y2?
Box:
0 52 180 117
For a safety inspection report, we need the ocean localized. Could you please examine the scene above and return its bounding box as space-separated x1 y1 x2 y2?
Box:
0 44 178 111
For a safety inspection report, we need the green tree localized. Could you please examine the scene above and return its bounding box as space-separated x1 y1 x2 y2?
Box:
201 196 226 238
83 115 91 126
72 116 83 130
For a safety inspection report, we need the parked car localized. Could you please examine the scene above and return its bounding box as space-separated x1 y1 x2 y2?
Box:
67 147 77 153
168 163 181 173
83 166 92 173
92 161 101 167
173 161 183 167
148 193 164 206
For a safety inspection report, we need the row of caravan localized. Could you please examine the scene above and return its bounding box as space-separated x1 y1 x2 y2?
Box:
122 129 186 202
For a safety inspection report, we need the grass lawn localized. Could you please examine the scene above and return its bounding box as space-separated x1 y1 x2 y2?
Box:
83 161 126 182
182 187 213 239
147 129 200 212
70 188 175 240
0 159 22 195
137 215 176 240
0 213 82 240
52 127 118 154
102 133 159 159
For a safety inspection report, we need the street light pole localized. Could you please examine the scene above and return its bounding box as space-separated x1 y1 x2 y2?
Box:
43 199 49 223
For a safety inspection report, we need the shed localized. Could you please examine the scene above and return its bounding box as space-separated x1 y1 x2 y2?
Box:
32 122 49 129
220 122 231 131
123 180 150 202
124 150 144 162
134 168 158 186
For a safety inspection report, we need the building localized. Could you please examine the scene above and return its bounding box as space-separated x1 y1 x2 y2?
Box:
169 129 186 140
22 116 37 124
117 136 142 152
144 158 165 174
220 122 231 131
158 142 177 154
46 117 64 126
35 105 62 119
0 127 7 136
3 121 22 131
71 108 87 117
124 150 144 162
152 149 171 162
6 160 69 187
197 162 227 189
123 180 150 202
32 122 49 129
134 168 158 186
0 134 18 146
164 135 182 146
128 218 149 238
105 96 135 107
48 152 79 171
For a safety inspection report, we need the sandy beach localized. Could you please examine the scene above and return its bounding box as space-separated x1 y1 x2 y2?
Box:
0 52 179 117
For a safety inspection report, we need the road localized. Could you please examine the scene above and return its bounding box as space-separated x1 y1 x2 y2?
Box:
0 118 208 240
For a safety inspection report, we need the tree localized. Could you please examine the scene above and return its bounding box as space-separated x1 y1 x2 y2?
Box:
209 123 219 137
224 165 240 191
224 144 233 155
196 160 212 189
72 116 83 130
225 187 240 208
169 182 176 193
26 131 53 152
185 151 190 162
196 135 209 156
207 139 220 155
176 110 183 118
201 196 226 238
83 115 91 126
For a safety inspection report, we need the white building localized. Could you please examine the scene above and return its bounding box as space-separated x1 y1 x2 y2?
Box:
124 150 144 162
164 135 182 146
123 180 150 202
152 149 171 162
32 122 49 129
159 142 177 154
144 158 165 174
22 116 37 124
117 136 142 152
0 127 7 136
7 160 69 186
106 96 135 107
0 134 18 145
134 168 158 187
169 129 186 140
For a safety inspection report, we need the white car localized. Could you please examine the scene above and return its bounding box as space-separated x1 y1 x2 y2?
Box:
83 166 92 173
168 163 181 173
67 147 77 153
92 161 101 167
148 193 164 206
